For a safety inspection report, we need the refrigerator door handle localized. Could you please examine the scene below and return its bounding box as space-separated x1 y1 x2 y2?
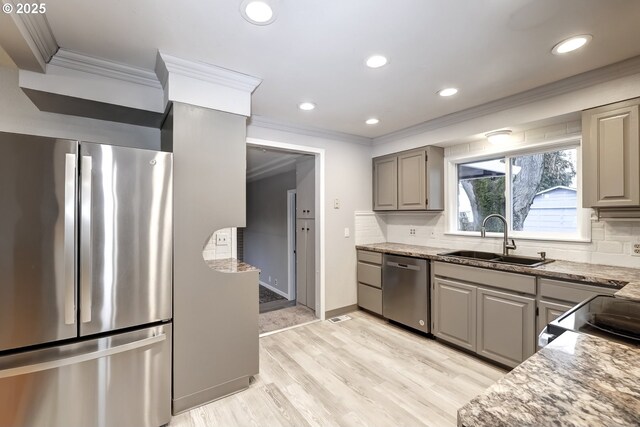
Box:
0 333 166 379
64 153 77 325
80 155 92 323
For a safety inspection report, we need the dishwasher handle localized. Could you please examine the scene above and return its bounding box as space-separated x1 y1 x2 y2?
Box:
386 261 421 271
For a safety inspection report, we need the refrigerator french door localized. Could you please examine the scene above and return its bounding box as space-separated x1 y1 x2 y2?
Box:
0 132 173 427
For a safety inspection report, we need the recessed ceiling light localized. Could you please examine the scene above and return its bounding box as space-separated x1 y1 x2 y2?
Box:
552 35 592 55
365 118 380 125
298 102 316 111
486 130 512 145
438 87 458 97
366 55 388 69
240 0 276 25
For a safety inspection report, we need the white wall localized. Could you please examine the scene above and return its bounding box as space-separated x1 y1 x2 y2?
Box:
0 65 159 149
247 124 372 313
358 120 640 269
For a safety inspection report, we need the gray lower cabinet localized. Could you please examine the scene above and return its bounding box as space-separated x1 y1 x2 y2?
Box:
476 288 535 368
537 300 573 337
432 277 477 352
357 250 383 314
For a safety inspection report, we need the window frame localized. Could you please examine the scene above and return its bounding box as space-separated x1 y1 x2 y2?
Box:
445 136 591 243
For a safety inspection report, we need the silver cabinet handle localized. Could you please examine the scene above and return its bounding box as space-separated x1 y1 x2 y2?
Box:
64 153 77 325
80 155 92 323
0 333 166 379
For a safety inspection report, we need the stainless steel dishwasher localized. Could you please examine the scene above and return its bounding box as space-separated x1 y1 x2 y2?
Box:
382 254 429 333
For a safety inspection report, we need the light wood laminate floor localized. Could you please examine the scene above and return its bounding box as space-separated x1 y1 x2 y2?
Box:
170 311 506 427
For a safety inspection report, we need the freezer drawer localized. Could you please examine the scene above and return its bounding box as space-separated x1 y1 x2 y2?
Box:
0 324 171 427
79 143 173 336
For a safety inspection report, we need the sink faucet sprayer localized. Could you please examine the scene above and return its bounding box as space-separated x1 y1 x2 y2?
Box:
480 214 516 256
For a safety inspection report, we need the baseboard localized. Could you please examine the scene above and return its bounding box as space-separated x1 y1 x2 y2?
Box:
259 280 290 299
325 304 359 319
172 376 251 415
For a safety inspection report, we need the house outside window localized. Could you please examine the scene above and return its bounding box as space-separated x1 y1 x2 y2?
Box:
453 142 585 241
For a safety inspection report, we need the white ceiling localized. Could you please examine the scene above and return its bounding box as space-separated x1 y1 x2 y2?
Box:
246 146 306 182
44 0 640 138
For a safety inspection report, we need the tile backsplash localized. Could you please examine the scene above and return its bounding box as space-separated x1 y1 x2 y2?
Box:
355 211 640 268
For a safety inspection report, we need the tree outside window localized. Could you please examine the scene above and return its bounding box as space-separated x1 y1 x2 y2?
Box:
457 147 577 235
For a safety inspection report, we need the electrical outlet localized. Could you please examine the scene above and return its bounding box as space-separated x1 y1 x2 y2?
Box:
409 228 416 236
632 242 640 257
216 233 229 246
268 276 271 283
334 198 340 209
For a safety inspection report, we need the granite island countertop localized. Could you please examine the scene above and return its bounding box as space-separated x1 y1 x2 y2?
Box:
205 258 260 273
356 242 640 289
457 331 640 427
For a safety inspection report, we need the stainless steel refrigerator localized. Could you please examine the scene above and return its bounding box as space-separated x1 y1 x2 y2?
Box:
0 132 173 427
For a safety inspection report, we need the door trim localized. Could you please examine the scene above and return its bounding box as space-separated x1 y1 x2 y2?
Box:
287 189 296 301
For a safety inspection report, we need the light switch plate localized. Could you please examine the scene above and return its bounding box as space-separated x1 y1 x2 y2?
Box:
344 227 350 238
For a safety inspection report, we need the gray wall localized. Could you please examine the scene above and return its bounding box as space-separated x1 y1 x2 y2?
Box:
0 65 159 149
244 170 296 295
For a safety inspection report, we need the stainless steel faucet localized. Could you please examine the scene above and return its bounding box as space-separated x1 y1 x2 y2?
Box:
480 214 516 256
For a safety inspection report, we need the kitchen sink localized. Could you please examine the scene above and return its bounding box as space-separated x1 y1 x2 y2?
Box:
439 250 554 267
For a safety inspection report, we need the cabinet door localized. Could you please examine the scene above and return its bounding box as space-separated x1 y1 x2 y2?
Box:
296 220 307 305
398 150 426 210
477 288 535 368
432 278 477 351
296 158 315 218
583 101 640 207
305 220 316 311
373 156 397 210
537 300 573 337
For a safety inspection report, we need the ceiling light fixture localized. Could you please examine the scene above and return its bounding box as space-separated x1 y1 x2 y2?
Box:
365 118 380 125
366 55 388 69
438 87 458 97
298 102 316 111
486 130 512 145
240 0 276 25
552 35 592 55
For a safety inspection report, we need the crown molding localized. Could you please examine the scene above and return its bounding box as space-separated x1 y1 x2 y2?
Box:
0 2 58 72
155 51 261 116
49 49 162 89
248 115 373 146
373 55 640 145
156 52 261 93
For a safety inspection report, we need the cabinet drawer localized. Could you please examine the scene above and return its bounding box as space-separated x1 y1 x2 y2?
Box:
358 284 382 314
433 262 536 295
357 262 381 288
539 278 616 304
357 250 382 265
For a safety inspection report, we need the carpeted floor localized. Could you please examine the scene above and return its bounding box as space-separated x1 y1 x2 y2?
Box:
259 304 317 335
259 285 286 304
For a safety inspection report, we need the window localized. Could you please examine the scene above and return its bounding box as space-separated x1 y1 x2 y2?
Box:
456 145 580 239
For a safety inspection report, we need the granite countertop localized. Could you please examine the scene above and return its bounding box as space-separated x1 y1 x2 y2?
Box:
356 242 640 289
205 258 260 273
615 281 640 302
457 331 640 427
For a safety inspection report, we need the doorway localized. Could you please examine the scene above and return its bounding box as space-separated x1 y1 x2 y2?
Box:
244 141 323 335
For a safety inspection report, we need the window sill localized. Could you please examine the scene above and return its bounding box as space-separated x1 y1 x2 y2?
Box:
443 231 592 244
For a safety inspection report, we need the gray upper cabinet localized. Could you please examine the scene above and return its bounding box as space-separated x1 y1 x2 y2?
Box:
583 98 640 209
373 146 444 211
476 287 535 368
296 157 315 218
373 156 398 210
